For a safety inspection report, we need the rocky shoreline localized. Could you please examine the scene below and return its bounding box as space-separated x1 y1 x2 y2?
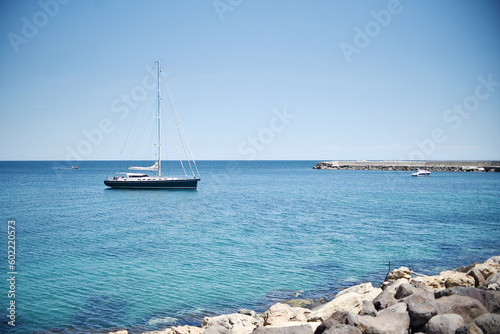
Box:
313 160 500 172
109 256 500 334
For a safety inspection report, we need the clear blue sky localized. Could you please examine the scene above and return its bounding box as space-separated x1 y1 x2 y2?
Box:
1 0 499 161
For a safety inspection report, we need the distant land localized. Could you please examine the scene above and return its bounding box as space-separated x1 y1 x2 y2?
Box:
313 160 500 172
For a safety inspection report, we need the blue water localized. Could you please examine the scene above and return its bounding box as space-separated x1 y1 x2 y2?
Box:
0 160 499 333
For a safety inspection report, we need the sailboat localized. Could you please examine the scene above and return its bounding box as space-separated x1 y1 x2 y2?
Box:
104 61 200 189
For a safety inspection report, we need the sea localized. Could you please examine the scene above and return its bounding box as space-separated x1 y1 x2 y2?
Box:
0 160 499 334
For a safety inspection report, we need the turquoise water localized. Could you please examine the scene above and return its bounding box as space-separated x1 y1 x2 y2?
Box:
0 160 499 333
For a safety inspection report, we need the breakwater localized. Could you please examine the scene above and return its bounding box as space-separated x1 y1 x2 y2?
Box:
313 160 500 172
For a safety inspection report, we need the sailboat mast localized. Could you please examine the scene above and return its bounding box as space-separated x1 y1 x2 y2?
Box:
157 60 162 177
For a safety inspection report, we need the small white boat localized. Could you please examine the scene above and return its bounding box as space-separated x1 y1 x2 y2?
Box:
412 168 431 176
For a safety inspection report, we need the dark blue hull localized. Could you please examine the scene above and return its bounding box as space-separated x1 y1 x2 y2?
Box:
104 178 200 189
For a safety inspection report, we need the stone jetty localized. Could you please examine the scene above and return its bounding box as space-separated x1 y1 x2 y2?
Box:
110 256 500 334
313 160 500 172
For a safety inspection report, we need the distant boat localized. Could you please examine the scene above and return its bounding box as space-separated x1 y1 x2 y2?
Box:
104 61 200 189
71 166 79 169
412 169 431 177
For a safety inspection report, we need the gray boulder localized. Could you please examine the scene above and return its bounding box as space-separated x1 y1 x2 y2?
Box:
434 286 500 313
435 295 488 323
252 325 313 334
203 313 263 334
358 300 377 317
322 323 361 334
382 279 411 297
483 290 500 313
473 313 500 334
203 324 229 334
425 314 464 334
314 311 358 334
435 287 485 306
484 273 500 291
407 293 438 332
468 267 486 288
372 290 398 311
396 283 423 300
357 303 410 334
455 322 485 334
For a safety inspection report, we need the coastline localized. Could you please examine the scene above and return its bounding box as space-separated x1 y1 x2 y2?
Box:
313 160 500 172
110 256 500 334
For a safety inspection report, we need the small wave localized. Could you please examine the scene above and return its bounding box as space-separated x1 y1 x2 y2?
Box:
148 316 179 326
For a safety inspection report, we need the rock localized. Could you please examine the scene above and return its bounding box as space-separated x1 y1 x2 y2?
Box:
411 271 475 289
358 300 377 317
383 279 411 297
457 263 481 274
263 303 310 326
443 271 475 288
283 299 315 308
433 287 500 312
396 283 423 299
468 267 486 288
435 287 485 306
425 314 464 334
484 273 500 291
265 322 321 331
357 303 410 334
455 314 500 334
383 302 409 315
455 322 485 334
372 290 398 310
472 313 500 334
474 256 500 280
319 311 359 328
148 327 203 334
239 309 257 317
251 324 313 334
307 283 381 321
336 282 376 297
386 267 412 281
407 293 438 332
314 311 359 334
203 324 229 334
483 290 500 313
484 256 500 267
203 313 263 334
321 323 361 334
171 326 204 334
435 295 488 323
